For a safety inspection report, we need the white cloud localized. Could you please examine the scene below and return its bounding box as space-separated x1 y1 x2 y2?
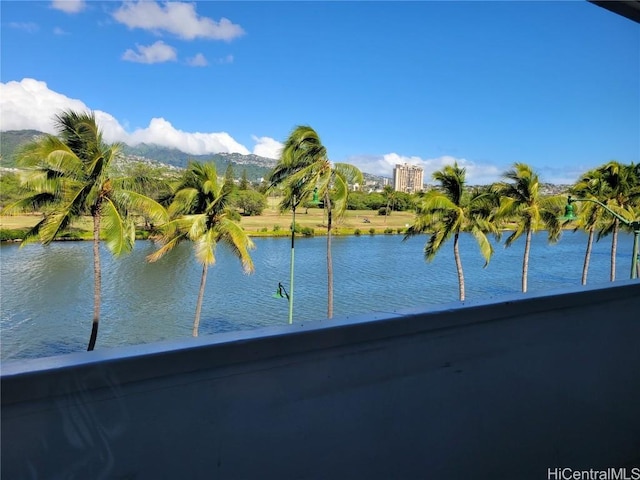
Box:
94 111 131 145
113 1 245 41
251 135 282 159
0 79 88 134
0 78 256 157
53 27 69 35
9 22 39 33
344 152 504 185
51 0 86 13
3 78 576 181
129 118 250 155
187 53 208 67
122 40 177 64
217 54 234 64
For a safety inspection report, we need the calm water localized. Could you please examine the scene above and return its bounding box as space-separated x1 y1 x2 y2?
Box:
0 232 635 360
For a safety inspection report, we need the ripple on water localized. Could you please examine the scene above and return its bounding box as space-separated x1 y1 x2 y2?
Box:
1 232 634 360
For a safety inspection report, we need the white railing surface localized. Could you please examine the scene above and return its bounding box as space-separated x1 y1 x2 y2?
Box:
2 281 640 479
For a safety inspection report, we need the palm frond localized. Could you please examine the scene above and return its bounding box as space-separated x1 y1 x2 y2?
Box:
217 217 256 274
54 110 103 160
18 136 86 181
432 163 465 205
146 234 185 262
147 217 192 261
470 226 494 266
101 197 135 256
39 212 74 245
1 193 58 215
504 223 526 248
187 214 208 241
331 171 350 216
267 125 327 193
168 188 200 217
334 163 364 186
115 190 169 225
419 191 458 212
18 218 49 247
194 229 217 266
277 162 328 211
424 226 451 262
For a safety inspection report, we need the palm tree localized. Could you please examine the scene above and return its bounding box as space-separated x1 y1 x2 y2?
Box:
593 161 639 281
323 164 363 317
148 161 255 337
288 160 363 318
492 163 563 293
268 125 362 319
570 168 607 285
404 163 498 301
382 185 396 223
4 110 166 351
267 126 326 324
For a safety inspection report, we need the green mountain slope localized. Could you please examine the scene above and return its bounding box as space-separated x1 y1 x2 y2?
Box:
0 130 276 181
0 130 46 168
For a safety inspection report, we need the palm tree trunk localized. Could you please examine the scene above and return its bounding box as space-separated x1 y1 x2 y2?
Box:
88 212 101 351
193 263 208 337
326 195 334 318
582 227 594 285
610 219 619 282
522 228 532 293
453 232 465 301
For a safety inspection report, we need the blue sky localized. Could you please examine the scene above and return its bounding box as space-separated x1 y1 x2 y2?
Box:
1 1 638 184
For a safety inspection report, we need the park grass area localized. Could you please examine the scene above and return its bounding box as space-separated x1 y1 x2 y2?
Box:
241 203 415 236
0 205 417 241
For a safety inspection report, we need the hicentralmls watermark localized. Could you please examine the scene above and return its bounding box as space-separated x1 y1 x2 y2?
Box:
547 468 640 480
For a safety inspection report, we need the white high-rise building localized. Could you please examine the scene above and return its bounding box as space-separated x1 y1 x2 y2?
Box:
393 163 424 193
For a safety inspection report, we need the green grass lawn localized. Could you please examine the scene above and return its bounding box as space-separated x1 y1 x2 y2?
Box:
0 207 417 241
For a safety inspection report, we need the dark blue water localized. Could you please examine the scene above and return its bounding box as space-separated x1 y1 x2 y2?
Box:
0 231 635 360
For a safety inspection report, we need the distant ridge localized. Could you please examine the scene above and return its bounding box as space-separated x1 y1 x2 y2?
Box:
0 130 277 181
0 130 46 166
121 143 277 169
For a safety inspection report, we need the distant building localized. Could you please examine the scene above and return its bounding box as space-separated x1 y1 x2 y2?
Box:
393 163 424 193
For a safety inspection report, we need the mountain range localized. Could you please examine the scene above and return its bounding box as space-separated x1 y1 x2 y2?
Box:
0 130 278 182
0 130 391 187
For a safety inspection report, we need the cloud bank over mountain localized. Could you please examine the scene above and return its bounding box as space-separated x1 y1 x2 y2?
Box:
0 78 281 159
1 78 578 184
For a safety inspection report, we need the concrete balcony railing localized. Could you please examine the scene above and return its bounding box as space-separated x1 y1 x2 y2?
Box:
2 281 639 479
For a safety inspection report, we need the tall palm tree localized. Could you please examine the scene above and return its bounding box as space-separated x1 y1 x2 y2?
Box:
570 168 607 285
323 164 363 318
382 185 396 224
4 110 166 351
148 161 255 337
267 126 326 324
593 161 639 282
404 163 498 301
268 125 362 319
287 160 363 318
492 163 563 293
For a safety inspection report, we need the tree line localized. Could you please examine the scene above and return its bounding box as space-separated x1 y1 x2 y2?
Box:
2 111 638 352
